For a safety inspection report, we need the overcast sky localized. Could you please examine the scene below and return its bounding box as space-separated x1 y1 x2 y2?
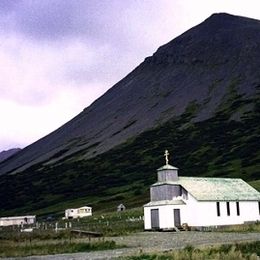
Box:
1 0 260 151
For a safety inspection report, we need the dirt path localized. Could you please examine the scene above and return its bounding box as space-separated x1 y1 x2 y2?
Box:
6 231 260 260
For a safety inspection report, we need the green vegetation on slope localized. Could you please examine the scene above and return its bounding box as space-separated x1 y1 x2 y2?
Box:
0 85 259 217
249 180 260 191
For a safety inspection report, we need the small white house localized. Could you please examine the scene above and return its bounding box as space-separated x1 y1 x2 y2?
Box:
0 215 36 227
144 151 260 230
65 206 92 219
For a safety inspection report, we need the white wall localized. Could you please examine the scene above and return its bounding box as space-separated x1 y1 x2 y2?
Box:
144 195 260 229
65 207 92 219
144 204 185 230
183 194 260 226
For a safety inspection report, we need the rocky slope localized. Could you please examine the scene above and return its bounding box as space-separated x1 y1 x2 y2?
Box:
0 13 259 176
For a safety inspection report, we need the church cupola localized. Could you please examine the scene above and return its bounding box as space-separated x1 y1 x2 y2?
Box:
157 150 179 182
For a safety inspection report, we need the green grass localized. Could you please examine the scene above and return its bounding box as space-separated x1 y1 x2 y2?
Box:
124 241 260 260
211 222 260 233
68 207 144 236
0 240 121 257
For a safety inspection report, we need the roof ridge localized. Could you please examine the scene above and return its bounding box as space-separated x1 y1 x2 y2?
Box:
179 176 243 180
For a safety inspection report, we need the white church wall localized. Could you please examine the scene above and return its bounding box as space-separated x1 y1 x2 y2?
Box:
182 193 260 227
144 204 186 230
144 194 260 230
144 207 151 230
159 205 185 229
238 201 260 222
158 205 173 229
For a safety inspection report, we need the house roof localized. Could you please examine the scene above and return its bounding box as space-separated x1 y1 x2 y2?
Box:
152 177 260 201
66 206 92 211
0 216 36 220
157 164 178 171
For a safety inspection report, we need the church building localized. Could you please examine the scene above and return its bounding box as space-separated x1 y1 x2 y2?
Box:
144 150 260 230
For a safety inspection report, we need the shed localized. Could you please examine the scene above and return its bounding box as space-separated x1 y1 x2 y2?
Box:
117 204 126 212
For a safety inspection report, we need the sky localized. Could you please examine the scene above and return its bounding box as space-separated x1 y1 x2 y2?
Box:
1 0 260 151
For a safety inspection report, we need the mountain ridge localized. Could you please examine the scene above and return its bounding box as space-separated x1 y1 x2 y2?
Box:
1 12 259 176
0 148 21 163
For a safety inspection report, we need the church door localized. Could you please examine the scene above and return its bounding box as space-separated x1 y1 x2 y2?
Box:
151 209 159 229
174 209 181 227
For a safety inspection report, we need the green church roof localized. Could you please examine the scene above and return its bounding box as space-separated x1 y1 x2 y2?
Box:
153 177 260 201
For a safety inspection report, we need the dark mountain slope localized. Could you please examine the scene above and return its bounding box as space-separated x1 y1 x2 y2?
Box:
0 86 259 216
0 13 259 175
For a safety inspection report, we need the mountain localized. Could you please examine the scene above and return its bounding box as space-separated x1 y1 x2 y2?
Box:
0 148 21 163
0 13 259 176
0 13 259 217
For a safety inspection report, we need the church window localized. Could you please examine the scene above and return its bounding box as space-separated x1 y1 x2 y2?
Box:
236 202 240 216
216 202 220 216
226 202 230 216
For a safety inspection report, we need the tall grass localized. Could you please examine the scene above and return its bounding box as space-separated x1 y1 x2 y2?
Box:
0 240 121 257
0 229 72 241
213 222 260 233
125 241 260 260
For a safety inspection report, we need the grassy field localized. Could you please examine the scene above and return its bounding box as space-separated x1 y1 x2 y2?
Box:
0 239 121 258
214 222 260 233
0 208 142 257
68 207 144 236
125 241 260 260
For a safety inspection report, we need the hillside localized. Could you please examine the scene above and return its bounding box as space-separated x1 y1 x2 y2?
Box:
0 148 21 163
0 88 259 217
0 13 259 217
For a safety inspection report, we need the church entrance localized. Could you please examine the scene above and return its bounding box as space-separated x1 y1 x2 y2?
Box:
151 209 159 229
174 209 181 227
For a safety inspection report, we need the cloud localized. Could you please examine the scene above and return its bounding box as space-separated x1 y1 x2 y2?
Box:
1 0 260 150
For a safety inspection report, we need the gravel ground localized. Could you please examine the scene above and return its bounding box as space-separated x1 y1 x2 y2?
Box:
5 231 260 260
